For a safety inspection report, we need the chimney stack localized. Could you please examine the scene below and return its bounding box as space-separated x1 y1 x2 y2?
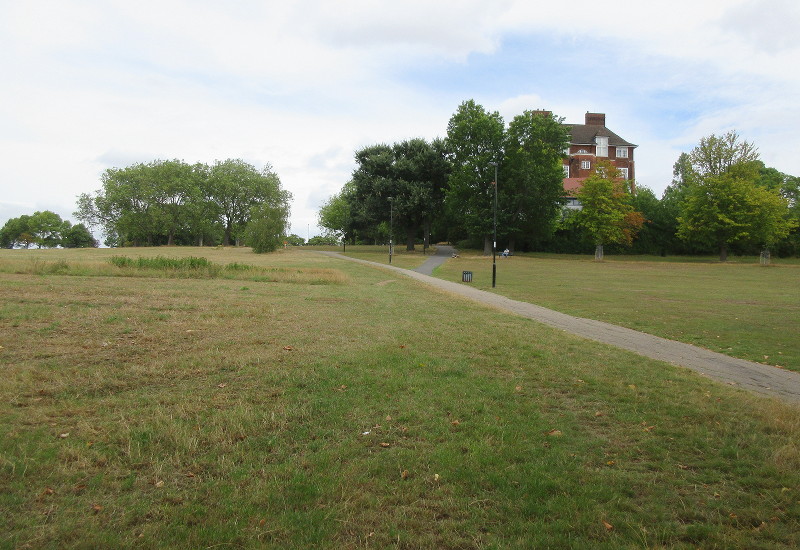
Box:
585 112 606 126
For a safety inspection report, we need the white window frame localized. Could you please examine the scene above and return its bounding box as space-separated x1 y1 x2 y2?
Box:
616 147 628 158
580 160 591 170
618 167 629 179
563 164 570 178
596 136 608 157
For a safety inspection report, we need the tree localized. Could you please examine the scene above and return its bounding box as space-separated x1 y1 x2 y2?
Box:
575 161 644 260
502 110 570 251
61 222 98 248
1 215 34 248
689 130 759 178
677 133 795 261
29 211 65 248
318 185 354 246
207 160 286 246
244 197 291 254
444 99 505 254
678 169 795 261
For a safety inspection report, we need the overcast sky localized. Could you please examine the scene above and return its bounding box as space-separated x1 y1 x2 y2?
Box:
2 0 798 239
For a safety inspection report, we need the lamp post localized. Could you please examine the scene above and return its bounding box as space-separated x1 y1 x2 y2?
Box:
489 161 498 288
388 197 394 264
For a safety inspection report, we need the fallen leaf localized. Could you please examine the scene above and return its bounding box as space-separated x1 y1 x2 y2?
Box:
606 460 616 466
594 411 604 417
644 425 656 432
545 429 562 437
217 383 227 388
283 345 294 351
628 384 636 390
91 504 102 513
729 513 738 518
451 420 460 426
514 385 522 392
379 442 390 448
434 473 440 482
401 470 409 480
386 415 392 421
41 487 55 496
155 480 164 488
59 432 69 439
602 520 613 531
259 519 267 526
185 472 196 478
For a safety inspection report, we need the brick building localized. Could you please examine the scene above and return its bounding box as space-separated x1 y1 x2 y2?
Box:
562 112 636 209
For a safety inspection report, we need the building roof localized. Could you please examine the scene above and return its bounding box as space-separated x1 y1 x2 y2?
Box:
563 178 585 194
565 123 636 147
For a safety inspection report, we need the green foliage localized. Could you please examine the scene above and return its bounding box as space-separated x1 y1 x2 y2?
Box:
689 130 759 177
0 211 96 249
677 133 796 261
444 100 505 251
109 255 211 270
283 234 306 246
502 110 570 248
244 201 290 254
574 162 644 256
75 158 290 248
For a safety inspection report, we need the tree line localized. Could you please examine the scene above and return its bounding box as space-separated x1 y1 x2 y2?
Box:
319 100 798 260
74 158 291 252
1 211 97 249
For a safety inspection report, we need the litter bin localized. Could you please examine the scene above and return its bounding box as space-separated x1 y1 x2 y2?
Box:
462 271 473 282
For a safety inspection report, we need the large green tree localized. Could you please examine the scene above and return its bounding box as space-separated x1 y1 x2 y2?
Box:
444 99 505 254
677 134 795 261
346 139 449 250
677 168 795 261
502 110 570 251
575 161 644 260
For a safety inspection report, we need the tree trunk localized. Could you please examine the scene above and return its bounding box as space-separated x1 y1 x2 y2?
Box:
406 226 415 251
760 248 771 265
167 232 175 246
594 243 604 261
719 243 728 262
483 235 492 256
508 236 516 255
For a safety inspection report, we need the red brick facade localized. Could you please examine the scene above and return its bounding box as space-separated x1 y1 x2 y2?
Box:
562 113 636 203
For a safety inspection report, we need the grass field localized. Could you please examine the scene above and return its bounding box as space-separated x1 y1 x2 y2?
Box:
337 246 800 373
1 246 799 548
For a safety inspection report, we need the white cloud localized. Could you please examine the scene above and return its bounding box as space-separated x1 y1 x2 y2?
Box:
2 0 799 236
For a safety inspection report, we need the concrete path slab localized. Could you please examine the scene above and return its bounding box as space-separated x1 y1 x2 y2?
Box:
317 250 800 405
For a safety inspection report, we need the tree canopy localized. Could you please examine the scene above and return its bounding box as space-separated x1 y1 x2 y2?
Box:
1 211 97 249
75 159 291 251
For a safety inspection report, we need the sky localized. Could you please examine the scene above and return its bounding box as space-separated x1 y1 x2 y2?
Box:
2 0 799 240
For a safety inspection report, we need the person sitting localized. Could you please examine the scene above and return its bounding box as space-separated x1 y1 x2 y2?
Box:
501 248 510 258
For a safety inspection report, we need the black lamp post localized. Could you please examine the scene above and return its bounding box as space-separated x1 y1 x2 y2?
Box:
388 196 394 264
490 162 498 288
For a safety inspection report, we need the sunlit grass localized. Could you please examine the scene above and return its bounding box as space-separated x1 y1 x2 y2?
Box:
1 247 799 548
434 251 800 372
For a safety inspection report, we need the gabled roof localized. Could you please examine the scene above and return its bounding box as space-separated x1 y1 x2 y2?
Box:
565 124 636 147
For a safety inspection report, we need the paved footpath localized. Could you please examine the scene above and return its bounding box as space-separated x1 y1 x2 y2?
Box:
318 248 800 405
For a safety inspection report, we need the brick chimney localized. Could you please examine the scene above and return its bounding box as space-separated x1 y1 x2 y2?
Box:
531 110 552 117
585 112 606 126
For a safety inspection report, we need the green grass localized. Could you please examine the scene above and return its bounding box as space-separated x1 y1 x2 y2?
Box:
433 250 800 372
1 247 799 548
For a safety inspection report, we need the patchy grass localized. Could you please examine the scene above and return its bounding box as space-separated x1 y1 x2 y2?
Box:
1 247 799 548
435 251 800 372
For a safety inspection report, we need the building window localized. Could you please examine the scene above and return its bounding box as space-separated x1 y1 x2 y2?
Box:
581 160 591 170
618 167 629 179
616 147 628 158
596 136 608 157
563 164 570 178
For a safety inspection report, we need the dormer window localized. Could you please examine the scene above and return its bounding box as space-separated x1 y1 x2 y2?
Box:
596 136 608 157
577 149 589 154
